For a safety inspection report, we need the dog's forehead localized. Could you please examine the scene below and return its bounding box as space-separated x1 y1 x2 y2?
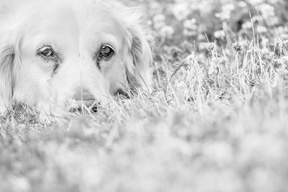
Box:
37 0 120 27
21 0 124 51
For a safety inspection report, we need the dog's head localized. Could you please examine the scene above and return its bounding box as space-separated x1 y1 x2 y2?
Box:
0 0 152 117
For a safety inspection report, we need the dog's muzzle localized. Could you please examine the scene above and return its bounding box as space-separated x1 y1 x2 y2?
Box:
66 88 98 113
66 99 98 113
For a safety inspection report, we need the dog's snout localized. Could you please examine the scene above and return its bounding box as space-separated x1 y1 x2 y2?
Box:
67 87 99 113
67 98 98 113
90 105 98 113
73 87 94 101
114 89 130 99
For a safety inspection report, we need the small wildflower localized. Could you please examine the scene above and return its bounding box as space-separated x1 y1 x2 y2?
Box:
183 29 197 37
252 15 263 24
232 42 244 52
273 58 288 74
145 32 155 47
153 14 166 29
195 1 213 14
184 53 196 65
261 37 269 48
171 3 191 20
274 41 285 57
273 58 283 70
208 63 219 75
249 0 265 6
242 21 253 29
183 19 197 37
183 19 197 30
222 3 235 12
267 0 281 3
258 3 275 19
238 1 247 8
198 42 207 51
215 11 231 21
149 2 161 11
204 42 216 52
215 3 235 21
214 30 226 39
197 34 207 41
169 46 183 60
256 25 268 34
160 26 174 39
281 34 288 41
266 17 279 27
218 56 228 66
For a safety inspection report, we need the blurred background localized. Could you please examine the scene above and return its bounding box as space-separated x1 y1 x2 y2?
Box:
146 0 288 47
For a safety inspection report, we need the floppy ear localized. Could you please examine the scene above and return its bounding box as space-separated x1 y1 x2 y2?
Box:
0 0 21 113
0 45 15 113
124 16 152 93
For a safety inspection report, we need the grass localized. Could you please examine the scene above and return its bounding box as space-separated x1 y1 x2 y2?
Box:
1 0 288 191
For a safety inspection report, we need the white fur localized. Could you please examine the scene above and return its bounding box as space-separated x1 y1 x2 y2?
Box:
0 0 152 118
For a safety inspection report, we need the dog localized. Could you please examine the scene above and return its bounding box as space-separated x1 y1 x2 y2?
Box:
0 0 152 121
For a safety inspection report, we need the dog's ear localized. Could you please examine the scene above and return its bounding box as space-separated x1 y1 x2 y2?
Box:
0 0 21 113
0 45 15 113
123 13 152 93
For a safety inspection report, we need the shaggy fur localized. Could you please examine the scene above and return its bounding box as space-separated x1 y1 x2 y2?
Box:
0 0 152 120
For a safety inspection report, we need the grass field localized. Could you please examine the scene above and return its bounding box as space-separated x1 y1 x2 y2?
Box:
1 0 288 191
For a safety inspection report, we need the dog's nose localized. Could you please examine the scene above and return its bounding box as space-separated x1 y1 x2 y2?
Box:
114 89 130 99
68 87 98 113
90 105 98 113
67 99 98 113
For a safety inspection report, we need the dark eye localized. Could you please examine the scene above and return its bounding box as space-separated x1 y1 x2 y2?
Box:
38 46 56 58
98 45 115 61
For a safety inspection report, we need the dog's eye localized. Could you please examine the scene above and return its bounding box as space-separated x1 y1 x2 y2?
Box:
38 46 56 58
96 45 115 68
99 45 115 61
